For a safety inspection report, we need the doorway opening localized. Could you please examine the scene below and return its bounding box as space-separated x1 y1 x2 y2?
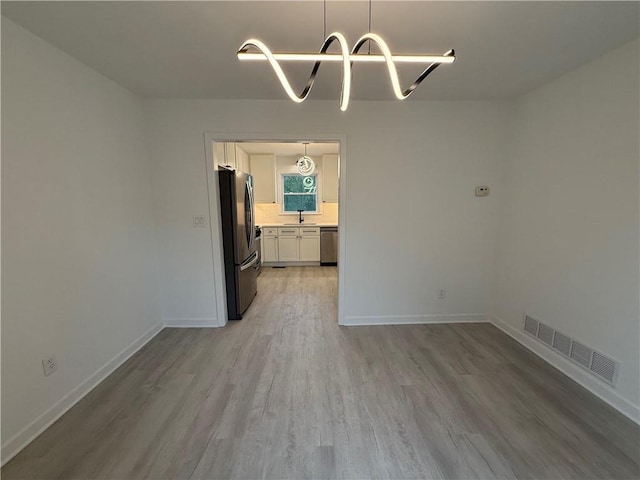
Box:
204 134 346 328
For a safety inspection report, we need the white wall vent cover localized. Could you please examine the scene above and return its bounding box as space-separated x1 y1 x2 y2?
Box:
524 315 539 336
537 323 554 346
552 331 572 357
522 314 619 386
590 351 618 385
570 341 593 369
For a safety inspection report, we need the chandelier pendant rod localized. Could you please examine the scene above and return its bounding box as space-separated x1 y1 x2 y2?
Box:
368 0 371 54
323 0 326 41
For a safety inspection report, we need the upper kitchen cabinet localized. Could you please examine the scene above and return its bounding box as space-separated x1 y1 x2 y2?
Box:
250 154 276 203
214 142 226 168
224 142 237 169
217 143 249 172
236 145 250 173
322 154 339 203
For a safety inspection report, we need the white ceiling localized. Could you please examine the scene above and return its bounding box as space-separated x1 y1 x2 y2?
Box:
2 1 638 102
237 142 339 156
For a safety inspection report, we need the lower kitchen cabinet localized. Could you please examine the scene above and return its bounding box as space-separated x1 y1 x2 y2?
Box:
299 232 320 261
262 226 320 263
262 234 278 262
277 233 299 261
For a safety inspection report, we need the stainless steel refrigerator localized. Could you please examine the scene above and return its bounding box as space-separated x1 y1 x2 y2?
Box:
218 168 258 320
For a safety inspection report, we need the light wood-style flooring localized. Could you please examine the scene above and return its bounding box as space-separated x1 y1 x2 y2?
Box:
3 266 639 479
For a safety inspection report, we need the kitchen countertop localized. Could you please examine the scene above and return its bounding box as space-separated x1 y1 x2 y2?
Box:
258 223 338 228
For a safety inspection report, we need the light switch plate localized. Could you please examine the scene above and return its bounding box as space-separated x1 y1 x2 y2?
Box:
475 186 490 197
193 215 206 227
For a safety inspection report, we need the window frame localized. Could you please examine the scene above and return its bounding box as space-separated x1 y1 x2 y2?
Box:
279 169 322 215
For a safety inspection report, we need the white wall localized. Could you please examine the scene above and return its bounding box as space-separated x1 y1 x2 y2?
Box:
492 39 640 419
1 18 162 461
145 99 508 326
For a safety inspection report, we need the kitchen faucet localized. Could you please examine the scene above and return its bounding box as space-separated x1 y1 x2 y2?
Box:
297 210 304 224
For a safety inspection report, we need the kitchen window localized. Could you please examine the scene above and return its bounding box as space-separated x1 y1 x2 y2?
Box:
281 173 319 213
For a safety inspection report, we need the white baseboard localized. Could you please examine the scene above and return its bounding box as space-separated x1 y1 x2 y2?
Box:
262 261 321 267
1 321 164 466
490 315 640 425
163 317 219 328
341 313 487 326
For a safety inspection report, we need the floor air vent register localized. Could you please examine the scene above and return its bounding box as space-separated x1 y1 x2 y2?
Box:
523 315 619 386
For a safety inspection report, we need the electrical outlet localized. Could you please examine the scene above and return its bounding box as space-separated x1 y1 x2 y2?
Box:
42 355 58 376
438 289 446 299
475 186 490 197
193 215 206 228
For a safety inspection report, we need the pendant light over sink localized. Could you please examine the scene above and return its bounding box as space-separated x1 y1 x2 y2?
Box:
237 0 455 111
297 142 316 176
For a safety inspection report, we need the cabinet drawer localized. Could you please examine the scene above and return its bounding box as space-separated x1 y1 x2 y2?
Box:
262 227 278 236
278 227 299 236
299 227 320 236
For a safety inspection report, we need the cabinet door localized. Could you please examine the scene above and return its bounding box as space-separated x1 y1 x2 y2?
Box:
322 154 339 203
262 236 279 262
278 235 299 261
224 142 237 170
237 146 250 173
299 236 320 261
215 142 226 167
249 154 276 203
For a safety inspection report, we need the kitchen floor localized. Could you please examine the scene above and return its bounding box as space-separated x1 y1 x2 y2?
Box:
3 266 638 479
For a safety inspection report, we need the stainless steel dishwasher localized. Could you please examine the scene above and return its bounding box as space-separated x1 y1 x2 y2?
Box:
320 227 338 266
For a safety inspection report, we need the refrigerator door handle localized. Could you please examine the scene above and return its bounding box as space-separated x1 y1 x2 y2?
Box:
245 178 255 251
249 185 256 243
240 251 259 271
248 180 255 244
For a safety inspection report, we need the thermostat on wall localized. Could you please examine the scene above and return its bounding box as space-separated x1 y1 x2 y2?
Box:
475 186 490 197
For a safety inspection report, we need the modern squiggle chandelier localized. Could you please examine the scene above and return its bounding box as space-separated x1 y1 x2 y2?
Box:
237 2 455 111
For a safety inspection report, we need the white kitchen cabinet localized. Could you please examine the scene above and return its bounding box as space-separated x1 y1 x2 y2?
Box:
224 142 237 170
277 227 299 261
250 154 276 203
236 145 250 173
261 226 320 263
262 227 279 262
214 142 226 167
262 235 278 262
322 154 339 203
218 142 249 172
299 236 320 261
299 226 320 261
